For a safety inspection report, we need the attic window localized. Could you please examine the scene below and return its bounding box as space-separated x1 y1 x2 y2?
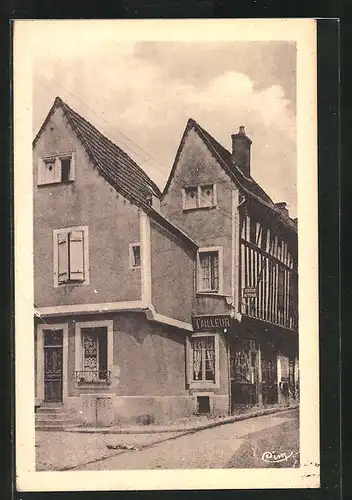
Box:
61 158 71 183
183 185 217 211
38 153 75 186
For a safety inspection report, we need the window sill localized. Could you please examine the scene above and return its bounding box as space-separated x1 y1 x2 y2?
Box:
75 381 112 388
56 281 88 287
37 180 74 187
189 381 219 390
195 292 227 297
182 205 217 213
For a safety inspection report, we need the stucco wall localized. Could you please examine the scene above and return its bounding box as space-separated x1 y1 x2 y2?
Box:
150 221 195 324
162 128 238 313
112 313 187 396
40 312 188 399
33 106 141 306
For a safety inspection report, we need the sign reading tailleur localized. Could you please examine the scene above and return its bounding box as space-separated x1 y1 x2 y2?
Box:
192 315 232 332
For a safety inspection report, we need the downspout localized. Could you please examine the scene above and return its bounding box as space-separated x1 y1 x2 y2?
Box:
140 210 152 309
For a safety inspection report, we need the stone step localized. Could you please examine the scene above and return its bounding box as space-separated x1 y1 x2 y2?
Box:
35 418 78 427
36 413 77 422
35 423 79 431
36 407 65 414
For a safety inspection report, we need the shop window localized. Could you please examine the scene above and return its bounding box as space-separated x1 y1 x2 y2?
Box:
191 336 215 382
38 153 75 185
231 340 258 384
53 226 89 287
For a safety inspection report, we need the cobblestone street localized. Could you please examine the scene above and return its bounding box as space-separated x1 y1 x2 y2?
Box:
36 409 298 471
35 430 183 471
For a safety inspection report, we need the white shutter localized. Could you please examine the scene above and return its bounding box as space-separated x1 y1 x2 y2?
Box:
57 232 68 283
69 153 75 181
54 157 62 183
69 230 84 281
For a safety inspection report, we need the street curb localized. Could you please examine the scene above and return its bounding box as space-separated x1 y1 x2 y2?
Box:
64 404 299 435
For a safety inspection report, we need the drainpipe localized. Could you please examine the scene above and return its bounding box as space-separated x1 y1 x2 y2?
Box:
226 340 232 415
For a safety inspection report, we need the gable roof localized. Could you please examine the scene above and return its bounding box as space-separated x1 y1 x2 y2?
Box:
33 97 199 248
33 97 161 212
163 118 297 233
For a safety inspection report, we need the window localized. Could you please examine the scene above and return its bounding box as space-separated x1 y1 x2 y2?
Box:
38 153 75 186
260 227 268 251
191 336 216 382
75 320 113 385
79 327 108 383
197 247 223 293
182 184 217 210
278 265 285 311
199 185 215 208
249 218 257 244
53 226 89 287
184 187 198 210
147 194 161 211
129 243 141 268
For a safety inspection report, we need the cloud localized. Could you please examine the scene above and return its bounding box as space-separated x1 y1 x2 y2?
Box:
33 41 297 216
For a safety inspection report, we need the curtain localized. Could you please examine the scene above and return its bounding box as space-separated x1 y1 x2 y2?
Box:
205 338 215 376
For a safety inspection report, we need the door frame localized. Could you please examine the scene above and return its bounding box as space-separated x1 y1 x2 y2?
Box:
37 322 68 403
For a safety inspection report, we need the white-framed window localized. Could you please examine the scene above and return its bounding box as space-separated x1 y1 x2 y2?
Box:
129 243 141 269
197 246 223 294
182 184 217 211
188 332 220 388
53 226 89 287
75 320 113 385
38 152 75 186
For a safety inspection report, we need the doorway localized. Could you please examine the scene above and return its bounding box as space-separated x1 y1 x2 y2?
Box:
43 329 63 402
230 339 259 410
261 354 278 405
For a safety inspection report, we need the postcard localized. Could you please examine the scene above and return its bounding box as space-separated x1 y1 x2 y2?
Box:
14 18 319 491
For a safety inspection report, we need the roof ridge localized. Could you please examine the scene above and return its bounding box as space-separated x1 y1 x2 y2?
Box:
190 119 276 206
58 98 161 196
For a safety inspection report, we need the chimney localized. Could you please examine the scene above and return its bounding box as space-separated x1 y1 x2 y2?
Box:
275 202 289 217
231 126 252 177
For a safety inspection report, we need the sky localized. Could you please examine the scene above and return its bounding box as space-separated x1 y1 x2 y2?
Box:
33 36 297 217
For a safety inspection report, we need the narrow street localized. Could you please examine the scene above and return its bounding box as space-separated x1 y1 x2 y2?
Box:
72 409 299 470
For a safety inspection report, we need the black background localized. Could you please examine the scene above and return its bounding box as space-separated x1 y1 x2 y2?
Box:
0 4 343 500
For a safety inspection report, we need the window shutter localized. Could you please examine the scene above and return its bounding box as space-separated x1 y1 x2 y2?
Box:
69 230 84 281
57 233 68 283
54 158 62 183
69 153 75 181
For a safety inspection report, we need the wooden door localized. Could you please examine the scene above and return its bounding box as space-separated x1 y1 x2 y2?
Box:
261 357 278 404
43 329 63 402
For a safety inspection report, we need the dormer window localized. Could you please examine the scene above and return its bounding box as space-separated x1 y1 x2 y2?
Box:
182 184 217 211
147 193 161 211
38 153 75 186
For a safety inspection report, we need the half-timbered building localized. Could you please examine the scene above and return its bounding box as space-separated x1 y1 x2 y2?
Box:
33 97 298 428
162 119 299 414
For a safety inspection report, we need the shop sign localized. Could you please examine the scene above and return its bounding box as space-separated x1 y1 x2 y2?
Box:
192 315 231 332
243 286 258 298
